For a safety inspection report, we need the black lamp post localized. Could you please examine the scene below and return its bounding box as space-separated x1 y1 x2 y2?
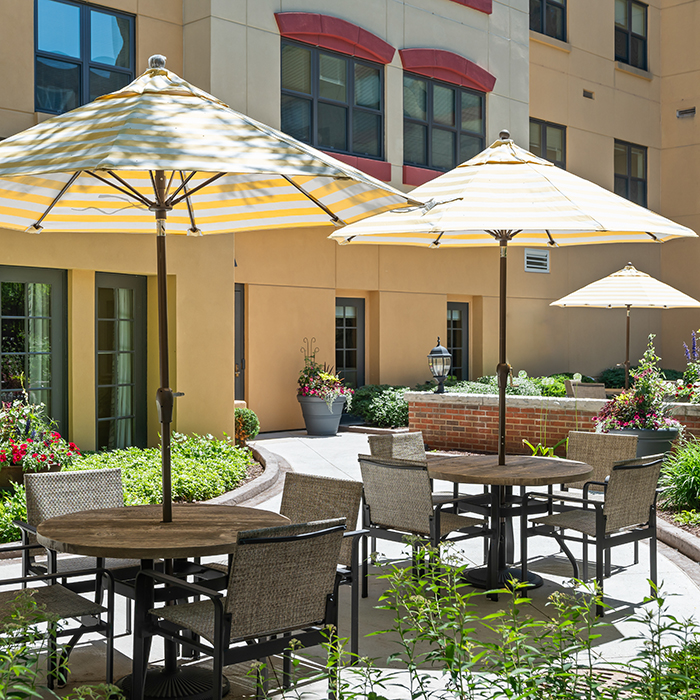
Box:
427 338 452 394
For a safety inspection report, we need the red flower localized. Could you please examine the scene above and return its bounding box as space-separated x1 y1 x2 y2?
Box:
68 442 77 450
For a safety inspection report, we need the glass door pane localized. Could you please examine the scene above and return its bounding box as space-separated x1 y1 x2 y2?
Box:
335 298 365 389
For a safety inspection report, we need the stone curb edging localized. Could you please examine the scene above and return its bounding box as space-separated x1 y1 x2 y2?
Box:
205 445 283 506
656 518 700 563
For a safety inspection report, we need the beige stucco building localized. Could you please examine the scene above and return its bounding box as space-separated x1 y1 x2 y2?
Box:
0 0 698 444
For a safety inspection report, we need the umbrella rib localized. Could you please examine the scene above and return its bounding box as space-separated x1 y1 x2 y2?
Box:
169 173 226 206
105 170 156 208
27 171 81 232
281 175 346 226
179 171 200 235
166 171 197 204
85 170 154 207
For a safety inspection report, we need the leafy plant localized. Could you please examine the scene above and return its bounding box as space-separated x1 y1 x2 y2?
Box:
70 433 252 506
522 436 568 457
675 330 700 402
0 401 79 472
600 365 683 389
659 434 700 511
298 344 352 409
234 408 260 446
594 335 682 432
347 385 409 427
0 482 26 543
670 510 700 527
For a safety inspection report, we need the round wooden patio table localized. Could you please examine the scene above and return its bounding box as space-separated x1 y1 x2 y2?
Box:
426 454 592 590
37 503 289 700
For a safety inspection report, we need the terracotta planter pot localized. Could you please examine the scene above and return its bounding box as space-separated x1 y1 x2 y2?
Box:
297 395 346 436
0 463 60 491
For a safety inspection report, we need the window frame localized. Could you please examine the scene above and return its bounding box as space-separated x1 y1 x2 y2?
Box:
529 0 567 42
403 72 486 173
529 118 566 168
0 266 67 431
446 302 469 381
34 0 135 115
614 139 647 208
280 39 385 161
335 297 365 389
615 0 648 71
95 272 147 450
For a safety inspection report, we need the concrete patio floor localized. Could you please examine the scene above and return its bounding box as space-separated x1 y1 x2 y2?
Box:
8 430 700 698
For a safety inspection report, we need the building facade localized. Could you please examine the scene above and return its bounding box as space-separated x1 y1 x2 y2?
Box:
0 0 697 443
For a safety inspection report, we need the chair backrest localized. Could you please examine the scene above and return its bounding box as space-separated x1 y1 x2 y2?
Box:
25 468 124 528
565 381 607 399
280 472 362 568
358 455 434 535
368 432 427 463
225 518 345 639
566 431 638 488
603 454 664 532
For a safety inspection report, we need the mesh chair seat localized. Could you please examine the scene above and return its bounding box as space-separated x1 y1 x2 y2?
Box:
533 510 598 537
0 585 106 622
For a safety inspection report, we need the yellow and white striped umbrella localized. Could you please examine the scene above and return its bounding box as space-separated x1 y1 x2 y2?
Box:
330 135 695 246
0 59 414 235
552 263 700 309
330 132 697 466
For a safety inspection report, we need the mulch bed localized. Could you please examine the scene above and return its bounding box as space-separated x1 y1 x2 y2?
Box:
234 457 264 489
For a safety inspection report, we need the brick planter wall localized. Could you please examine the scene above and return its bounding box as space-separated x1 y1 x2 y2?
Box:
405 391 700 453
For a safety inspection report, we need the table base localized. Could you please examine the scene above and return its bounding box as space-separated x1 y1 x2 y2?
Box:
463 566 543 590
117 667 230 700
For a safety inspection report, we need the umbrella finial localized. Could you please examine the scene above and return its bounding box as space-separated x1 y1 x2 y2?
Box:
149 55 167 69
499 129 511 141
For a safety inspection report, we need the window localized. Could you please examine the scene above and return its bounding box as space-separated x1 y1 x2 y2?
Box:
403 74 485 171
0 267 66 430
447 303 469 381
530 0 566 42
335 298 365 389
35 0 135 114
281 41 383 159
615 0 647 70
614 140 647 207
529 119 566 168
96 273 146 450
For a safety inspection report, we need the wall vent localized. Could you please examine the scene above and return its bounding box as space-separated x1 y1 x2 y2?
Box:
677 107 696 118
524 248 550 273
583 90 594 99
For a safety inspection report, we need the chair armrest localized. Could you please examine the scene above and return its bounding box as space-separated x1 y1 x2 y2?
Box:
0 566 114 589
14 521 37 535
343 529 369 539
0 541 42 555
583 480 608 499
136 569 224 601
525 491 603 508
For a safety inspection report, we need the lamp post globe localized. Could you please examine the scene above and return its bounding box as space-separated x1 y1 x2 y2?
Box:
427 338 452 394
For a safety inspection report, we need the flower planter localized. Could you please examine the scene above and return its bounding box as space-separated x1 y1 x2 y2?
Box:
608 428 680 457
297 395 346 436
0 462 60 491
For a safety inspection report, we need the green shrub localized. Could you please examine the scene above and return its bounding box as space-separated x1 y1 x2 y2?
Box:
70 432 252 505
659 435 700 512
347 385 409 427
234 408 260 445
599 365 683 388
662 639 700 694
0 483 25 543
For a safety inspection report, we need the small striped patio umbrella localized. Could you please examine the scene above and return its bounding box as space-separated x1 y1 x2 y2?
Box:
0 56 416 523
330 131 697 465
552 263 700 388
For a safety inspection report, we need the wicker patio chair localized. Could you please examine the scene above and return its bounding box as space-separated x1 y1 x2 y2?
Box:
206 472 365 656
565 431 638 490
522 453 664 615
358 455 490 595
19 469 217 633
0 541 114 688
368 432 427 462
132 519 345 700
564 380 607 399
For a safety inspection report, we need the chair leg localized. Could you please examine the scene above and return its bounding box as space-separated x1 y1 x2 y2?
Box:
351 574 359 660
361 535 368 599
604 548 611 578
634 540 639 565
282 632 292 689
650 532 657 597
582 534 589 581
595 537 605 617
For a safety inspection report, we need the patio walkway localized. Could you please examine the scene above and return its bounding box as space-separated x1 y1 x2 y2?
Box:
13 430 700 697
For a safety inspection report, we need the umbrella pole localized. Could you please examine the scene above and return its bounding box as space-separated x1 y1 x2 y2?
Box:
496 237 509 466
154 171 173 524
624 304 631 390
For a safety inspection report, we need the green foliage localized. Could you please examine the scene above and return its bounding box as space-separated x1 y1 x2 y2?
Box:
662 640 700 694
70 432 252 506
448 371 543 397
671 510 700 526
659 435 700 511
522 436 568 457
234 408 260 445
297 348 352 409
348 385 410 427
0 483 26 543
600 365 683 389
